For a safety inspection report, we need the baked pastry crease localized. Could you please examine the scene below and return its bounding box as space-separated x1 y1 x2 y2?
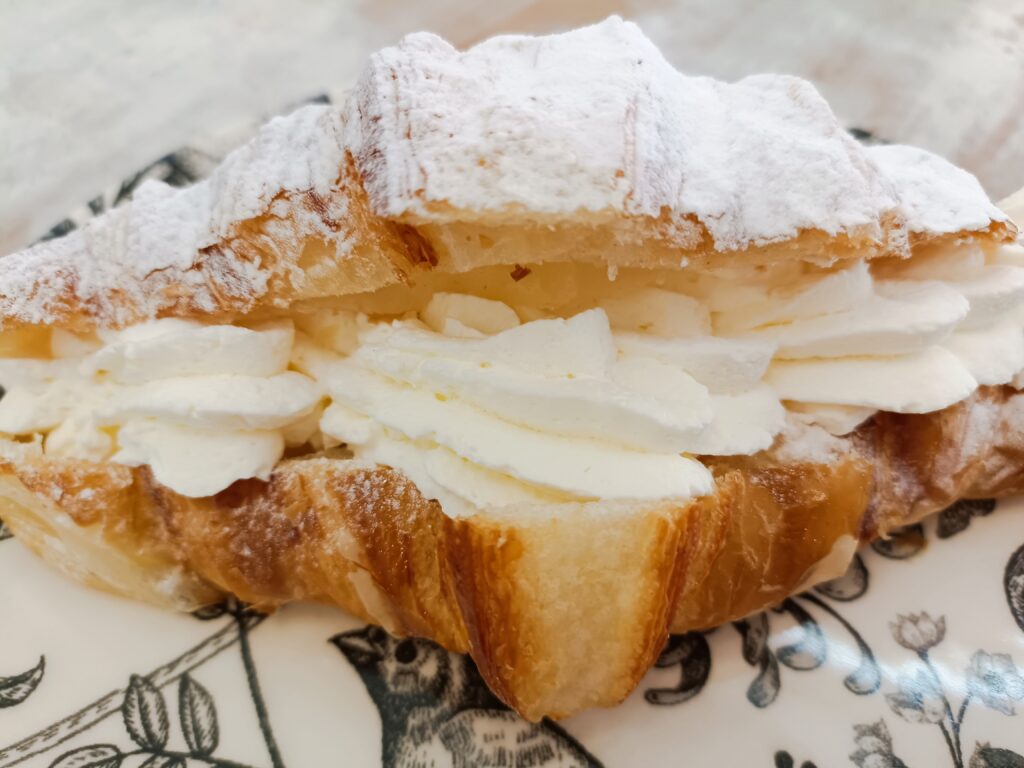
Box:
0 17 1021 720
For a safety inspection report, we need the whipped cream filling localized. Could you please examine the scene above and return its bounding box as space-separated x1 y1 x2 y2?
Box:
0 319 320 496
709 244 1024 433
291 241 1024 514
292 305 737 515
0 240 1022 507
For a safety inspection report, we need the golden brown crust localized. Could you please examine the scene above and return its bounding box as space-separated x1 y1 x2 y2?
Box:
857 386 1024 536
673 455 872 631
2 386 1023 719
1 26 1021 723
0 444 219 609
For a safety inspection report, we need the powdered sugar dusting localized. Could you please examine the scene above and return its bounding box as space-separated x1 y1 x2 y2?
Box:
2 18 1013 333
868 144 1009 236
0 105 346 329
960 391 1002 460
208 105 346 233
772 414 847 463
346 16 899 250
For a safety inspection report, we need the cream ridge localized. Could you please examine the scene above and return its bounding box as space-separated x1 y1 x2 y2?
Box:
0 319 321 496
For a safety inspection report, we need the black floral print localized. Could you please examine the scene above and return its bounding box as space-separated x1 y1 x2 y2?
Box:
48 674 246 768
3 116 1024 767
0 658 44 710
649 555 880 709
880 613 1024 768
966 652 1024 716
849 720 908 768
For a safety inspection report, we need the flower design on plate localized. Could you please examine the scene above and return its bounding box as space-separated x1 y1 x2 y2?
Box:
886 668 946 724
850 720 908 768
890 612 947 652
872 613 1024 768
966 651 1024 716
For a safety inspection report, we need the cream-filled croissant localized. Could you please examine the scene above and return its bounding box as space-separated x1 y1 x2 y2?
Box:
0 17 1022 721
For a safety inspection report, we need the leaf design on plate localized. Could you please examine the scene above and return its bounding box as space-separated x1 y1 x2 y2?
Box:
871 524 926 560
814 554 868 601
798 593 881 695
0 656 44 708
970 744 1024 768
48 745 122 768
774 599 826 671
122 674 169 750
139 756 185 768
191 602 229 621
843 641 883 696
645 633 711 705
737 613 770 665
937 499 996 539
1005 543 1024 634
734 616 780 707
179 674 219 756
747 650 780 709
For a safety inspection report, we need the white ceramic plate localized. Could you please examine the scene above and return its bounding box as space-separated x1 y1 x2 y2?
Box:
2 104 1024 768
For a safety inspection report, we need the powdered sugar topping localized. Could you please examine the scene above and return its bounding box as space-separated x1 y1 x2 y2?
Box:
346 16 899 250
1 18 1013 333
773 414 848 463
868 144 1009 235
0 105 346 329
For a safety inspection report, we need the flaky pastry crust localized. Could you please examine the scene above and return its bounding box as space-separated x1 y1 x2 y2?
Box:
0 19 1022 720
2 387 1023 719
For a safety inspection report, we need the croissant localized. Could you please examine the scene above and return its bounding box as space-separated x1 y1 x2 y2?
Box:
0 17 1021 721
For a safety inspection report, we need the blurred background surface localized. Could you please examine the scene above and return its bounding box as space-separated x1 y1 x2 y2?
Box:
2 0 1023 252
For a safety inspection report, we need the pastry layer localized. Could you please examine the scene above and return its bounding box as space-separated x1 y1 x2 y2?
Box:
2 384 1023 720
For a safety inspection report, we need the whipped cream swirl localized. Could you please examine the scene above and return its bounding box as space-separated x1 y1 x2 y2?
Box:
292 293 783 515
290 240 1024 513
721 244 1024 433
2 241 1022 507
0 318 320 496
